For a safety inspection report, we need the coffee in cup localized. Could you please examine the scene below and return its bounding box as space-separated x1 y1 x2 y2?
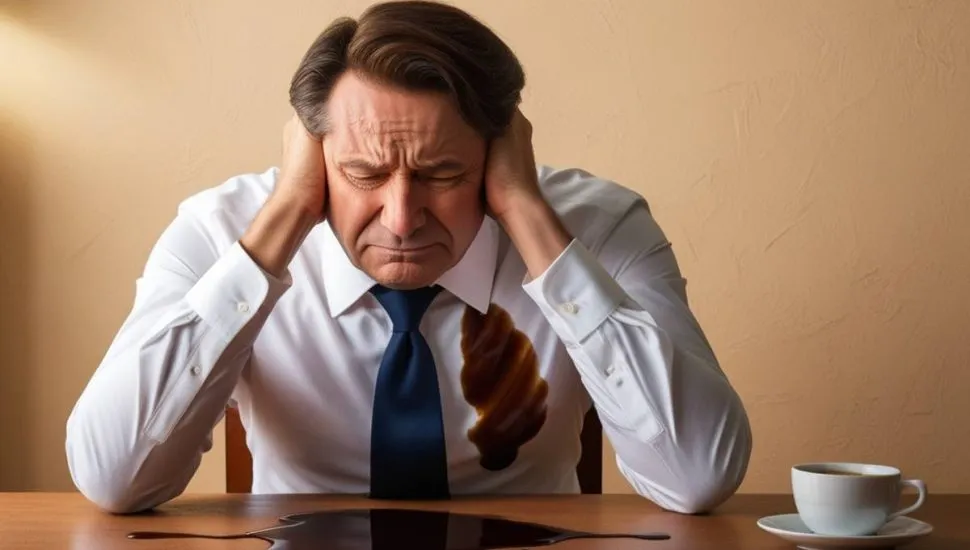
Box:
791 462 927 536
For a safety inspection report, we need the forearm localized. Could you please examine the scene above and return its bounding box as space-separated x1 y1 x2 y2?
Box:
66 242 289 513
66 310 243 513
240 195 318 278
587 316 752 513
496 197 572 280
523 238 751 513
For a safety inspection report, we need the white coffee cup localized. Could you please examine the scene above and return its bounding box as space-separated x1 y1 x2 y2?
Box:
791 462 927 536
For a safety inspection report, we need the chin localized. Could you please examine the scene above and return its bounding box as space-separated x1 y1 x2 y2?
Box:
362 248 454 289
370 263 443 290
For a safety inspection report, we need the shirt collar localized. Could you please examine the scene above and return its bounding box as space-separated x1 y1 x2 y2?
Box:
321 216 499 317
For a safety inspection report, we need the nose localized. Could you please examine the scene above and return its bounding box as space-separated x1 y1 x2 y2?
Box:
379 173 427 239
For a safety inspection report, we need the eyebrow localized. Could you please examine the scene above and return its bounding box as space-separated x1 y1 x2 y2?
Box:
336 158 467 172
337 159 391 172
416 159 467 172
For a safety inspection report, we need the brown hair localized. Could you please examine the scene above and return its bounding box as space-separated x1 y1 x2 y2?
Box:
289 0 525 140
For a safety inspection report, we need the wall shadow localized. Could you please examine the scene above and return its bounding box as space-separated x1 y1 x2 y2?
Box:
0 106 34 490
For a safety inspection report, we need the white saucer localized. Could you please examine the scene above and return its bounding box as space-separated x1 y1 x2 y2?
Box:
756 513 933 549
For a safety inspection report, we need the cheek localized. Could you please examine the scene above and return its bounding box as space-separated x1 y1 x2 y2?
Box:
431 183 484 245
326 179 379 253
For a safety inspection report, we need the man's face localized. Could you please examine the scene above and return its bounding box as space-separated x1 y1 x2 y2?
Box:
322 71 487 290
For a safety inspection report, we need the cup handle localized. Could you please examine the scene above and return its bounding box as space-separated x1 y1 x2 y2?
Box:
888 479 927 520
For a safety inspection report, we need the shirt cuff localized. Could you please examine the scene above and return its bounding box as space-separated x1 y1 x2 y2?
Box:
522 239 627 344
184 241 292 343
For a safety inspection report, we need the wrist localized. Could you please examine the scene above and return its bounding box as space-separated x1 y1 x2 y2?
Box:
267 193 321 228
498 195 572 279
495 190 546 227
240 196 320 277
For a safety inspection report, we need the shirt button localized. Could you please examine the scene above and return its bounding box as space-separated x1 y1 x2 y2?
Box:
559 302 579 314
190 365 201 376
236 302 250 313
606 364 616 376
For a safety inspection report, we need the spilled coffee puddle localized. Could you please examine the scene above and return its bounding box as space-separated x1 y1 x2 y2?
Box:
128 508 670 548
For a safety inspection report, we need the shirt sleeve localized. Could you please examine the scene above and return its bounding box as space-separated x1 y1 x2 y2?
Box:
522 204 752 514
65 208 291 514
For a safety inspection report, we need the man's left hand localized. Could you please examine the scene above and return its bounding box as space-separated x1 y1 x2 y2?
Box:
484 109 546 223
484 109 573 278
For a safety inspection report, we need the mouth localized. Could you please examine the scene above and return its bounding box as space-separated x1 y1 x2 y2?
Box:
372 244 438 255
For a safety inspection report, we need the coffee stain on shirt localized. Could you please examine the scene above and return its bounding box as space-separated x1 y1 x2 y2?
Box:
460 304 548 471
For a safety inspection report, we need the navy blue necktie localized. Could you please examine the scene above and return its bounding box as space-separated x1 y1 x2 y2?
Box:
368 284 450 499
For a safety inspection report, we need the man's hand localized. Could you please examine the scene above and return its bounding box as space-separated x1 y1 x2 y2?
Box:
485 109 572 279
276 113 328 221
483 109 544 223
240 114 327 277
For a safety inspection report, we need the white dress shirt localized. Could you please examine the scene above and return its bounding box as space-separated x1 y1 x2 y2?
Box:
65 165 752 514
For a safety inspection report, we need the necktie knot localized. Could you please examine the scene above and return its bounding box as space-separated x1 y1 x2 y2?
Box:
370 285 442 332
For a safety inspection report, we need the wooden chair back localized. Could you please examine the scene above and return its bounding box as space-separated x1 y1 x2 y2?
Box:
225 407 602 494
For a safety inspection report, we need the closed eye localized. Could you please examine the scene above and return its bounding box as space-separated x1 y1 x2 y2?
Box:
420 170 466 184
345 173 387 188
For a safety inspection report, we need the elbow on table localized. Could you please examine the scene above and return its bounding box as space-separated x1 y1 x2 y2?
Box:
65 432 175 515
621 425 753 515
629 464 749 515
668 392 754 514
658 473 745 515
72 476 159 515
67 452 161 515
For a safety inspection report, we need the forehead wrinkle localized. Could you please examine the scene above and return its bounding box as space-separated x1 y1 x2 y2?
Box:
335 105 468 168
337 123 393 167
348 118 422 149
347 125 456 167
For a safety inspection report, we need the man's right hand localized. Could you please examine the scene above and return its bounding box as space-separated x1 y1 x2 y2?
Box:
276 113 328 220
240 114 327 278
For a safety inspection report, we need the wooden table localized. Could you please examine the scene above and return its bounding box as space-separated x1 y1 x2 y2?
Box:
0 493 966 549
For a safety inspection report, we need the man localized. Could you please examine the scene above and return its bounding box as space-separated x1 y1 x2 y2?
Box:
66 0 751 515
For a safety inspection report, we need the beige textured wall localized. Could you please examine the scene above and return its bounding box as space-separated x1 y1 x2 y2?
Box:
2 0 968 496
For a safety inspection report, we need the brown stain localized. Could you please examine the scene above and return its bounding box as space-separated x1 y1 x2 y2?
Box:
460 304 548 471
